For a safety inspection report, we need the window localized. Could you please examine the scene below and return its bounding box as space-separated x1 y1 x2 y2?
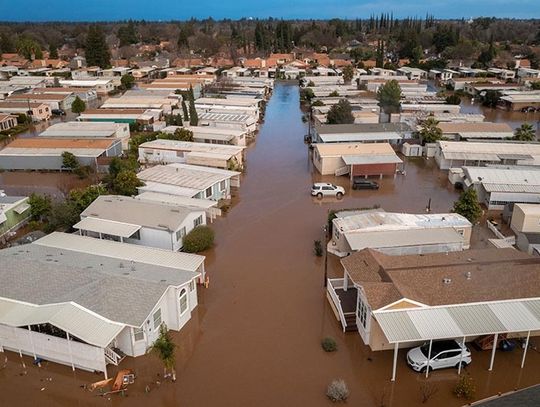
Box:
176 151 185 157
456 229 464 236
179 289 188 315
205 186 213 198
153 309 162 330
176 227 186 241
219 180 226 191
133 327 144 342
357 297 368 329
189 281 195 292
194 215 203 228
130 230 141 240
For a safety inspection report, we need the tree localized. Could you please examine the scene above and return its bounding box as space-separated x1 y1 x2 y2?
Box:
49 43 58 59
68 184 107 213
0 33 15 54
183 225 215 253
118 20 138 47
445 94 461 105
28 193 52 221
326 99 354 124
71 96 86 114
329 90 340 97
419 117 443 144
514 123 536 142
377 80 402 114
300 88 315 103
61 151 79 170
453 189 482 224
165 113 183 126
181 100 189 122
150 325 177 381
189 98 198 126
16 36 42 60
481 90 500 108
120 74 135 90
85 25 111 68
171 128 192 141
112 169 143 196
531 82 540 90
341 65 354 84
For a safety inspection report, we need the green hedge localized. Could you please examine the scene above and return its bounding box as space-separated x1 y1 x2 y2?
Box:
183 226 214 253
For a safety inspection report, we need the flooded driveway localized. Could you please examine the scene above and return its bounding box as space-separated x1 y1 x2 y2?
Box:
1 83 539 406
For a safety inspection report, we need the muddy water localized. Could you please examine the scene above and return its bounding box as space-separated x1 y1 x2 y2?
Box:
2 83 540 407
0 171 94 198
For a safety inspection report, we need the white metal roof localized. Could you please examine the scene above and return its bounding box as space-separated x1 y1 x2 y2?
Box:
373 298 540 343
74 217 141 238
320 133 402 143
0 298 124 348
342 154 403 165
35 232 205 273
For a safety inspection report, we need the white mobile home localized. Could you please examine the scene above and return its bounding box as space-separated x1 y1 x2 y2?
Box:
77 195 206 251
137 163 240 200
39 121 131 150
0 232 204 378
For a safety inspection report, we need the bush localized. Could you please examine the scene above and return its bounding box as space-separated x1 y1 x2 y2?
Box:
314 240 323 257
183 225 214 253
321 337 337 352
453 374 475 400
326 379 349 402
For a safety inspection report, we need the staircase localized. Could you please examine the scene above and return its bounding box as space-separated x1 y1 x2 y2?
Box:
335 166 350 176
344 313 357 332
104 346 127 366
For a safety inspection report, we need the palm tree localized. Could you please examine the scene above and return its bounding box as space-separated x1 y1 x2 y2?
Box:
514 123 536 142
150 325 177 381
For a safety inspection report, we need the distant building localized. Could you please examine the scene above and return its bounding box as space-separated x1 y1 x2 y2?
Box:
0 101 51 121
0 114 17 131
39 121 131 150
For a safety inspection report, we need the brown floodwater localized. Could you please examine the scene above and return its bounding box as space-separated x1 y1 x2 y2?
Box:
2 83 540 407
0 171 94 198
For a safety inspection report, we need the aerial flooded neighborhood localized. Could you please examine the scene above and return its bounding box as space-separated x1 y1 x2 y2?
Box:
0 6 540 407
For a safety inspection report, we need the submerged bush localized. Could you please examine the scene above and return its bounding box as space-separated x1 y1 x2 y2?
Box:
327 379 349 402
183 226 215 253
314 240 323 257
321 337 337 352
453 374 476 400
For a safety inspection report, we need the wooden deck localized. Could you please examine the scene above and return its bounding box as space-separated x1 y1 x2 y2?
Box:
335 288 357 313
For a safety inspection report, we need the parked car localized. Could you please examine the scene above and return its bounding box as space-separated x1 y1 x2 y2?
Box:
51 109 66 116
407 340 471 372
311 183 345 199
352 178 379 190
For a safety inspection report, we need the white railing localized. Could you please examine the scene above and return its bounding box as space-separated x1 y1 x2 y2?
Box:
104 346 122 366
327 278 347 332
486 220 515 244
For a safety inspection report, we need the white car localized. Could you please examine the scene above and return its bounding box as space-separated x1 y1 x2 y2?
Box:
311 183 345 199
407 340 472 372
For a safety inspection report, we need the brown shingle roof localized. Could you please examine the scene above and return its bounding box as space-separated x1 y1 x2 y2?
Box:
438 122 513 134
343 248 540 309
6 138 115 149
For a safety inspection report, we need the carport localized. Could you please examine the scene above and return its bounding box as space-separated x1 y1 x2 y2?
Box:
373 298 540 381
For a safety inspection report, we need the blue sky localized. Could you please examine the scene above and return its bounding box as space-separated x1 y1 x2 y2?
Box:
1 0 539 21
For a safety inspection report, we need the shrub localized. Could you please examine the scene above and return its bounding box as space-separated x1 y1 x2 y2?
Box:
321 337 337 352
326 379 349 402
314 240 323 257
453 374 476 400
183 226 214 253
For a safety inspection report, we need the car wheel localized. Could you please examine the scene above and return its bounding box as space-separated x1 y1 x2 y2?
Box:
317 192 323 199
455 362 467 369
336 192 343 199
420 366 431 373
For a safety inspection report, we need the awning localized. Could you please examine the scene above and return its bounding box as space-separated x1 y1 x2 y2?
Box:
73 217 141 238
0 298 124 348
342 154 402 165
373 298 540 343
13 202 30 215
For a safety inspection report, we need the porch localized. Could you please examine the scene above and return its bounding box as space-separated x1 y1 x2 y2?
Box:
326 278 358 332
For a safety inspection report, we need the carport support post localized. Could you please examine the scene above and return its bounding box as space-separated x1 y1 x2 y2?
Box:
521 331 531 369
489 333 498 371
66 332 75 371
425 339 433 378
458 336 466 375
391 342 399 382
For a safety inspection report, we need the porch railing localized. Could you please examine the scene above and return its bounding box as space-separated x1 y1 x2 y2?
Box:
327 278 347 332
104 346 122 366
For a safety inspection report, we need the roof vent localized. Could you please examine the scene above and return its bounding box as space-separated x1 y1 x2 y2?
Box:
465 271 472 280
443 278 452 284
131 260 135 271
119 262 124 268
467 258 473 262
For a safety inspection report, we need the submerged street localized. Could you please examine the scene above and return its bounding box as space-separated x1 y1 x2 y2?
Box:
2 82 540 406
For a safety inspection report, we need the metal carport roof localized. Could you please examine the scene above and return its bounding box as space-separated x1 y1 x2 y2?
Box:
74 217 141 238
373 298 540 344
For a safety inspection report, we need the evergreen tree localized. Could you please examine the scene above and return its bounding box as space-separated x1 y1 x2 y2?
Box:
118 20 138 47
85 25 111 68
189 98 198 126
49 43 58 59
0 33 15 53
377 80 402 114
181 100 189 122
453 189 482 224
326 99 354 124
120 74 135 89
71 96 86 114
